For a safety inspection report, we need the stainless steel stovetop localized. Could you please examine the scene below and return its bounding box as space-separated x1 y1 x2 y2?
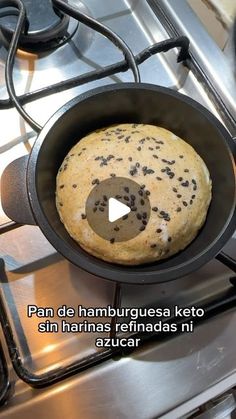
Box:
0 1 236 418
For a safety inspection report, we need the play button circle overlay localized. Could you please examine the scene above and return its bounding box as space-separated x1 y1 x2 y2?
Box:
86 177 151 242
108 198 131 222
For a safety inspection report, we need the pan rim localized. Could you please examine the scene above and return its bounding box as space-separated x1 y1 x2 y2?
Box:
27 82 236 284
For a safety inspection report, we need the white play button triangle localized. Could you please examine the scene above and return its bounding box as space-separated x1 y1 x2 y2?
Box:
108 198 131 223
86 177 151 242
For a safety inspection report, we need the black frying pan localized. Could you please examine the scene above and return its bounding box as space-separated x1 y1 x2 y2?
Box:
1 83 236 284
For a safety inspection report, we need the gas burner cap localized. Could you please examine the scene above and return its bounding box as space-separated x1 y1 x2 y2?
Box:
0 0 79 51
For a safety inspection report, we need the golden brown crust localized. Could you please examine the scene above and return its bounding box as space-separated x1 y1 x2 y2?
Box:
56 124 212 265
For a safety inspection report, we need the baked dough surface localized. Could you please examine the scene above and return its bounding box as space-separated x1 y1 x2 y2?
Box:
56 124 212 265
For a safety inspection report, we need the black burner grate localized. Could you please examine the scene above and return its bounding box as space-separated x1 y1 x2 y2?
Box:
0 258 235 390
0 335 10 405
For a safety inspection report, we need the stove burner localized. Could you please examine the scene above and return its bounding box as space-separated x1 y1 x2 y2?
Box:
0 0 79 51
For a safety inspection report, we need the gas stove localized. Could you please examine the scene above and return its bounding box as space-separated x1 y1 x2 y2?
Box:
0 0 236 418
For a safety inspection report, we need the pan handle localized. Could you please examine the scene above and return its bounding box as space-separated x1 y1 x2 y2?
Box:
1 155 36 225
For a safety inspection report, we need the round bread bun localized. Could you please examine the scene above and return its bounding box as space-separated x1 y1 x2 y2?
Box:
56 124 212 265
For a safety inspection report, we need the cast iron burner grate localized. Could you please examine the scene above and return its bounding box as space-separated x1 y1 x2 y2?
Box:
0 259 235 390
0 0 236 394
0 340 9 406
0 0 78 51
0 0 190 132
